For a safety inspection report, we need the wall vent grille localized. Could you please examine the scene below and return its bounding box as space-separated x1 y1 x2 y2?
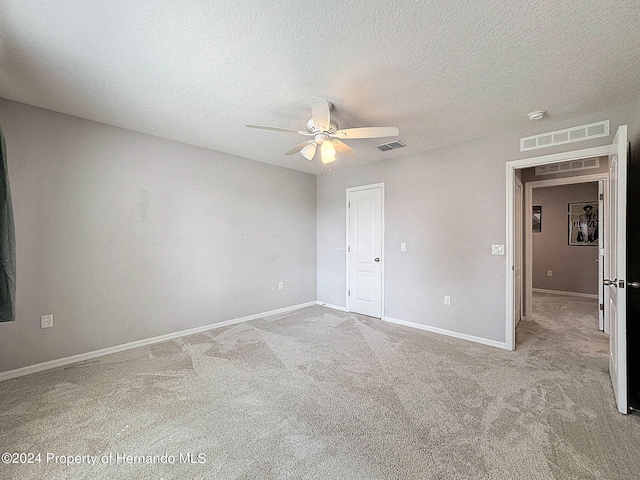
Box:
520 120 609 152
534 156 600 176
377 141 406 151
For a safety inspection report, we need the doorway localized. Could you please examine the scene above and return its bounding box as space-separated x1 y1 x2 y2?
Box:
523 175 607 330
506 127 630 414
505 144 611 349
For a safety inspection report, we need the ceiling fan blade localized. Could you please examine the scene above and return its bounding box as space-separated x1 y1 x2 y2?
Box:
246 124 311 135
331 126 399 139
311 97 331 131
284 140 312 155
332 139 360 157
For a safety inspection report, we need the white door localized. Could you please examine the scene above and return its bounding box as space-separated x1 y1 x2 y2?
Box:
347 185 383 318
514 179 523 325
605 125 628 414
598 180 605 332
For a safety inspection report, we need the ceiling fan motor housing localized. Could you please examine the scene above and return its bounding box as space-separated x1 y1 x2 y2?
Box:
306 118 338 134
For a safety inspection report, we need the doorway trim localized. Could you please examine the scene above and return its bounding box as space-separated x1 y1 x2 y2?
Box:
346 182 385 318
524 173 609 330
514 177 523 328
505 144 611 350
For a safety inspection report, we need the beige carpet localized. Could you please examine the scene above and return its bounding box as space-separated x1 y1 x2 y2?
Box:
1 294 639 479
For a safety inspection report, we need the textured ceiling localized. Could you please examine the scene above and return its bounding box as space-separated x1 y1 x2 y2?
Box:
1 0 639 174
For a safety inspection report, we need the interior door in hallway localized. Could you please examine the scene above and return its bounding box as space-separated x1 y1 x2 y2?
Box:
598 180 605 332
347 185 383 318
605 125 628 414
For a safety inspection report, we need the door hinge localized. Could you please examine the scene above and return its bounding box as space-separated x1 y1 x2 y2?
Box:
348 202 351 208
600 303 604 311
348 246 350 252
599 193 604 200
348 290 350 296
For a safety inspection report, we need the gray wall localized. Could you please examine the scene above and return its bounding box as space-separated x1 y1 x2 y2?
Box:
532 183 599 294
317 101 638 344
1 94 638 372
0 99 317 373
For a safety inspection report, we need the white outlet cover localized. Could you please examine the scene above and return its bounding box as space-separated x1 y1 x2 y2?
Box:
444 295 451 305
492 245 505 255
41 314 53 328
400 243 407 251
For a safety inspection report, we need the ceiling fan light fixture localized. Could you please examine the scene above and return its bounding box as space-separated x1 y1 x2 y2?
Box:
321 154 336 164
321 139 335 160
301 143 316 160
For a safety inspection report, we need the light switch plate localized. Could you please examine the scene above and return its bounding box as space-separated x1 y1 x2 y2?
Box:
492 245 505 255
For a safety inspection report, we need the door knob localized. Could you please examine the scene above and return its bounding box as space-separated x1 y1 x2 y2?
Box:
374 257 380 262
628 281 640 289
603 279 617 287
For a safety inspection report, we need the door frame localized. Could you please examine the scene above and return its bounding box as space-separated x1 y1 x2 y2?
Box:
523 173 608 329
505 144 611 350
598 179 606 332
346 182 385 318
514 177 523 327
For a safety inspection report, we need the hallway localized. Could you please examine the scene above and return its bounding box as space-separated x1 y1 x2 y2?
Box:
517 292 607 357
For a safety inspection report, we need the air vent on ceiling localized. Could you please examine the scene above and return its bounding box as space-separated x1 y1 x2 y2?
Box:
520 120 609 152
377 141 406 151
534 156 600 176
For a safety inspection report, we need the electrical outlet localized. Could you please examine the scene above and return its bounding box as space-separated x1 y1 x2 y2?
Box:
41 314 53 328
278 282 283 290
492 245 505 255
444 296 451 306
547 270 552 277
400 243 407 252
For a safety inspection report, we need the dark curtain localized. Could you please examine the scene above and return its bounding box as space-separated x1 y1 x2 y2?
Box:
0 126 16 322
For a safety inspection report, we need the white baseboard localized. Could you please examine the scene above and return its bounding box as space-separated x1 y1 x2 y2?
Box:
316 301 348 312
383 316 509 350
2 301 510 381
0 301 317 382
532 288 598 299
314 303 507 350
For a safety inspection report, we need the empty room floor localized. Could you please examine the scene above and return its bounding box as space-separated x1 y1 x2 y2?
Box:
1 298 639 479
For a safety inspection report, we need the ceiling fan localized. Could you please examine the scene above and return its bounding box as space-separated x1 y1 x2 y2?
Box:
246 97 399 164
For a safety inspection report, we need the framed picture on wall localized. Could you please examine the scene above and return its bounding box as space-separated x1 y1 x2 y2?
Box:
532 205 542 233
568 202 598 246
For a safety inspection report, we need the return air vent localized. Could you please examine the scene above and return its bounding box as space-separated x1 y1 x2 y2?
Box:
520 120 609 152
377 141 406 151
534 156 600 176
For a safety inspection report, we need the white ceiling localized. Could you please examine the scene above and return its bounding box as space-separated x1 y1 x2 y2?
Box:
1 0 639 174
